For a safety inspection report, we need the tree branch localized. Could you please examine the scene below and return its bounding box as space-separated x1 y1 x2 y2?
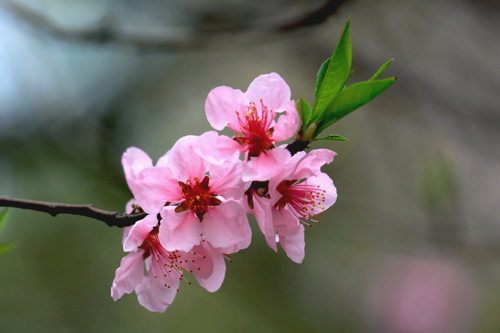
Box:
0 196 146 228
286 139 311 156
2 0 349 52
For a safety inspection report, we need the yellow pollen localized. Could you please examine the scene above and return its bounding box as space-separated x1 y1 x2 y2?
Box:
313 203 325 210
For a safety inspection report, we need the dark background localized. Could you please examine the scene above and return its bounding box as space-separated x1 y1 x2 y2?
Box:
0 0 499 332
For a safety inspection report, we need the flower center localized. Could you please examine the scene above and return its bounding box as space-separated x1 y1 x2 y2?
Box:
175 175 222 221
139 227 206 289
233 100 275 158
275 179 326 225
245 181 270 210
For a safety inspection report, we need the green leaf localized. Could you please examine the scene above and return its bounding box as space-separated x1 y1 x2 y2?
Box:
315 77 397 134
314 134 348 142
0 242 14 255
297 98 312 132
370 59 394 81
312 19 352 122
314 58 330 99
341 70 354 90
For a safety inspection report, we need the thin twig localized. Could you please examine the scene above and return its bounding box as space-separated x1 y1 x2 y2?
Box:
0 196 146 228
2 0 348 52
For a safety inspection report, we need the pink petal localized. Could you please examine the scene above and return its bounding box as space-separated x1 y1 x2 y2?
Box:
304 173 337 210
156 152 170 167
208 159 246 200
242 147 292 182
123 199 137 243
201 200 251 250
245 73 291 111
271 206 288 228
122 226 132 245
111 251 145 301
135 266 179 313
217 228 252 254
135 167 183 214
181 244 213 280
266 151 307 205
205 86 248 131
277 221 305 264
193 242 226 292
252 195 278 252
194 131 242 165
294 149 336 179
123 215 158 252
122 147 153 198
167 135 208 182
271 100 300 142
159 208 202 252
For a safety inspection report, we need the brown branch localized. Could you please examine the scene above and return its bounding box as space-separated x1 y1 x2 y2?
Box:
0 196 146 228
286 139 311 156
2 0 349 52
276 0 349 32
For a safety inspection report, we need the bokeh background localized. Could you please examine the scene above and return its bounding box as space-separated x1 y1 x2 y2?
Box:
0 0 499 332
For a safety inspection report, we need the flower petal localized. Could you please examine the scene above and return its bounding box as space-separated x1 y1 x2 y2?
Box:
181 245 213 280
159 208 202 252
111 251 145 301
194 131 242 165
271 100 300 142
123 215 158 252
202 200 251 250
294 149 336 179
135 166 183 214
192 242 226 292
206 86 248 131
122 147 153 198
209 159 246 200
304 173 337 211
167 135 208 182
277 208 306 263
252 195 278 252
242 147 292 182
135 266 179 313
245 73 291 111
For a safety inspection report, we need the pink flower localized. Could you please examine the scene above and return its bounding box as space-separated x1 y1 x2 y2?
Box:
122 147 153 202
134 134 252 253
111 215 226 312
364 256 480 333
248 149 337 263
205 73 299 159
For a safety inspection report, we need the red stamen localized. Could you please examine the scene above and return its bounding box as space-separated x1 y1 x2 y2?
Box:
233 100 275 157
139 227 207 288
275 179 326 225
175 176 221 221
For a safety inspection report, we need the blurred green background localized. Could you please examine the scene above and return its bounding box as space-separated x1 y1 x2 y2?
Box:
1 0 499 332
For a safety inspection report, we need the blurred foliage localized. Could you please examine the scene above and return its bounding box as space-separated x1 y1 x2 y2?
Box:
419 150 457 214
0 209 14 255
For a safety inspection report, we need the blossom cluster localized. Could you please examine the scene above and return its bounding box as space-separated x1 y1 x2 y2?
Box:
111 73 337 312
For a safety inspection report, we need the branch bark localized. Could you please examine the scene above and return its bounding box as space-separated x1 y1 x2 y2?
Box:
0 196 146 228
2 0 349 52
